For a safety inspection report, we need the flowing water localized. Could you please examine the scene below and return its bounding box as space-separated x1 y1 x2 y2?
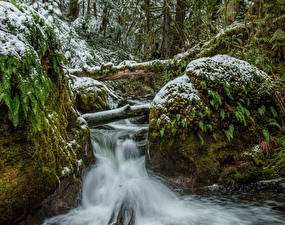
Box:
43 112 285 225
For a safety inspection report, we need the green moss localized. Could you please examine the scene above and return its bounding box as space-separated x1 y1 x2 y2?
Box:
149 56 283 187
200 24 248 57
0 7 90 224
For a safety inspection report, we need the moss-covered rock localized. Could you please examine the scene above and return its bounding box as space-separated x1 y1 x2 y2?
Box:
70 75 110 113
200 22 248 57
0 3 92 224
148 55 284 188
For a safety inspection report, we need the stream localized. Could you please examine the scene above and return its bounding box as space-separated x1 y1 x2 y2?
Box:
43 102 285 225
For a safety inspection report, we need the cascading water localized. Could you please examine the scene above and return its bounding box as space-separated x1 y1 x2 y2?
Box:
43 111 284 225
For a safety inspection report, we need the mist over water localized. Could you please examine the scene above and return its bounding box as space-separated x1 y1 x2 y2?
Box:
43 119 284 225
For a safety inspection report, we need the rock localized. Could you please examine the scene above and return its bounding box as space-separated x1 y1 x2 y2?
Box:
19 142 95 225
147 55 283 189
0 3 94 224
200 22 248 57
70 75 112 113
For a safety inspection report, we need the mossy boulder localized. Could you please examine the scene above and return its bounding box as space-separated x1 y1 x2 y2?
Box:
0 3 92 224
70 75 111 113
148 55 284 189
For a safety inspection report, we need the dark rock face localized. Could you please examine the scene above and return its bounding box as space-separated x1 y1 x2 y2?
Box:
147 55 284 189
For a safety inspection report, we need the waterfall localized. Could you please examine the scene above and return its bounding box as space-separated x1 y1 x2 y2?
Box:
43 116 284 225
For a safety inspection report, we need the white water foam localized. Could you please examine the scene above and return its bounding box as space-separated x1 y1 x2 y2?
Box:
43 119 284 225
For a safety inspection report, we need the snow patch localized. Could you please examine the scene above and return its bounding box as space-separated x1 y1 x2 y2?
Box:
61 166 71 175
152 74 200 111
186 55 268 83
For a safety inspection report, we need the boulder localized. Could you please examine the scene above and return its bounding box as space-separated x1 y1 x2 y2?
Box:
70 75 112 113
148 55 283 189
0 3 93 224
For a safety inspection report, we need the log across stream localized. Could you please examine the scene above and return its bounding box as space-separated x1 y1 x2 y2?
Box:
43 102 285 225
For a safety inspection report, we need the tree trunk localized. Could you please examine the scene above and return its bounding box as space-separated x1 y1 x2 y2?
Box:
93 1 97 18
87 0 91 16
100 6 109 37
69 0 80 20
82 104 150 126
82 0 85 16
161 0 171 59
172 0 186 55
226 0 241 25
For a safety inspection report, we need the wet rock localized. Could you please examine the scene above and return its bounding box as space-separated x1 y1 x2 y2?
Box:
147 55 284 189
19 142 95 225
0 3 94 224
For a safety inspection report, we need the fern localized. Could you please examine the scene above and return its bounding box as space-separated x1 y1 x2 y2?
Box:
268 121 281 129
208 90 222 110
182 118 187 128
224 83 234 100
8 95 20 127
224 124 234 141
262 129 270 143
270 106 278 118
220 109 225 120
200 81 207 89
198 133 205 145
160 128 165 137
156 118 161 127
171 127 177 136
199 120 207 132
258 105 266 116
212 132 217 141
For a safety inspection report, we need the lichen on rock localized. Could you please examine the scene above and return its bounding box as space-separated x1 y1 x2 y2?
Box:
148 54 283 189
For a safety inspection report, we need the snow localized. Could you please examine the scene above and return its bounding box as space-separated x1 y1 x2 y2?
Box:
77 159 83 167
70 75 106 92
61 166 71 175
186 55 268 83
6 0 131 70
152 74 200 110
77 116 88 130
0 2 45 58
70 75 119 109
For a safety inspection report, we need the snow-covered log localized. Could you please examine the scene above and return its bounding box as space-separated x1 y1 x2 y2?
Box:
82 104 150 125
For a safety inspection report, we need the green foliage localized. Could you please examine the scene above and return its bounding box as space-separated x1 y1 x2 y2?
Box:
258 105 266 116
224 124 234 141
162 60 188 84
200 80 207 89
268 120 281 129
160 127 165 137
0 20 63 132
0 53 51 130
182 118 187 127
224 83 234 100
208 89 222 110
198 133 205 145
220 109 225 120
270 106 278 118
262 129 270 143
199 120 207 132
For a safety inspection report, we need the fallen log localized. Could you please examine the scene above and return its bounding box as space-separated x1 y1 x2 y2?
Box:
82 104 150 125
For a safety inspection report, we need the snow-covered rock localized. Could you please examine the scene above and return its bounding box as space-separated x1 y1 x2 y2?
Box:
70 75 118 113
148 55 280 189
186 55 268 83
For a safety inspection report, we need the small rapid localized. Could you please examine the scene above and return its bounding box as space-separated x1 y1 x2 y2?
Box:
43 115 284 225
